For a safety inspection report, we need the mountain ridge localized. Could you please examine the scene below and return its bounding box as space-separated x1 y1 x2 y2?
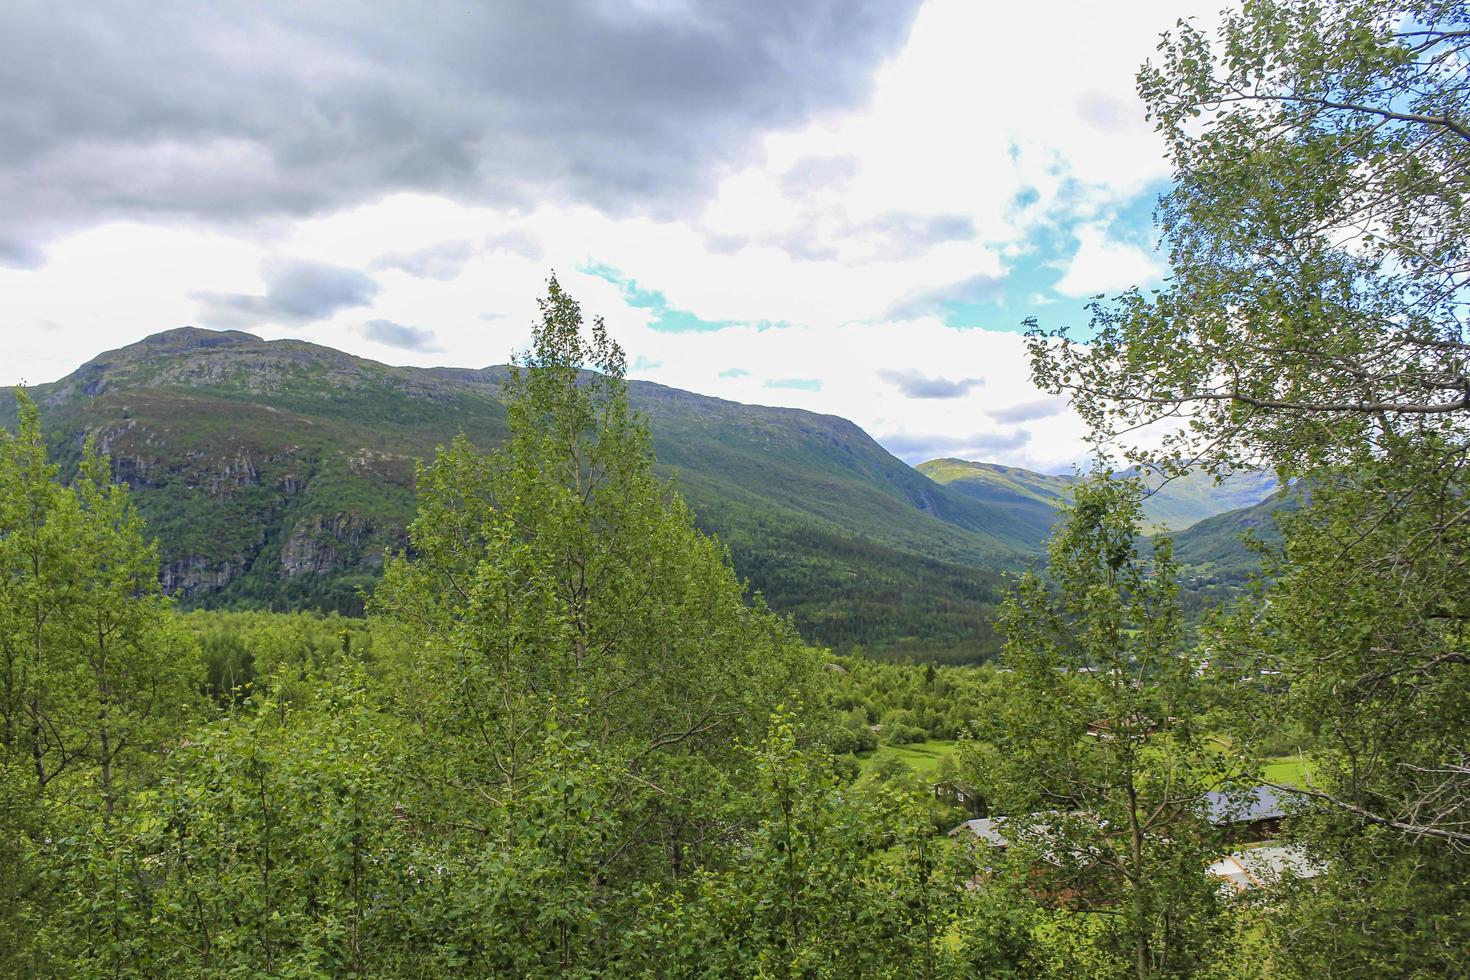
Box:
3 328 1274 659
918 456 1276 538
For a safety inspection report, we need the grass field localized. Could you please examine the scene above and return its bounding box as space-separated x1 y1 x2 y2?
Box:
858 739 958 777
1262 755 1310 787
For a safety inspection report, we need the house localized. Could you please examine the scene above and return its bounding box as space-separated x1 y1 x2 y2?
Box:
1202 785 1290 842
933 779 985 815
1208 844 1324 895
950 816 1009 848
952 794 1325 903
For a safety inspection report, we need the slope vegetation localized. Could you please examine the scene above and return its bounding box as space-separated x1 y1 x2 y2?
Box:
6 329 1015 658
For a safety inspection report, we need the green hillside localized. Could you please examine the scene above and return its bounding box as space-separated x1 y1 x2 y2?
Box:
3 328 1019 659
3 329 1275 660
1169 489 1301 588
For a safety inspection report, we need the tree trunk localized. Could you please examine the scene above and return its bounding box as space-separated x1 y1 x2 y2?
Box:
1127 776 1150 979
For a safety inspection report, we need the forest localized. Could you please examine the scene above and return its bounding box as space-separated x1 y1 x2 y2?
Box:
4 1 1470 976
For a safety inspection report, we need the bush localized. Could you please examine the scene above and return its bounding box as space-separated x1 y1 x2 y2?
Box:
885 724 928 746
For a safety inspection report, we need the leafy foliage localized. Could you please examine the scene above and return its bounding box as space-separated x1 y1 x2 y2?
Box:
969 477 1242 978
1025 2 1470 971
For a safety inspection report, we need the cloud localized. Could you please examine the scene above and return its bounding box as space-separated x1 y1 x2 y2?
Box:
759 207 976 264
778 155 861 196
192 258 379 327
371 240 477 280
879 428 1032 463
0 0 923 266
718 367 751 378
877 368 983 399
1053 223 1165 298
765 378 822 391
885 272 1003 320
988 396 1067 424
484 230 542 259
1075 90 1137 131
360 318 443 352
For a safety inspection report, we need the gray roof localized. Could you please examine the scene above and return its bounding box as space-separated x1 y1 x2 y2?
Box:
1203 785 1290 825
950 817 1008 847
1209 845 1324 893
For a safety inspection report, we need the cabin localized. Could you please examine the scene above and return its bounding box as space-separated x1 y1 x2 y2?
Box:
950 815 1009 848
933 779 985 815
1202 785 1290 842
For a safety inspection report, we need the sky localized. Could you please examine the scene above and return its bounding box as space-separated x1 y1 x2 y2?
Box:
0 0 1203 474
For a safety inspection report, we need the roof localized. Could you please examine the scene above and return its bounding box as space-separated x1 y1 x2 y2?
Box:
951 817 1008 847
1208 845 1324 894
1203 785 1289 825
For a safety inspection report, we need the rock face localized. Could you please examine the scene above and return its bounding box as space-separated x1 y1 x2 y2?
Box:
280 513 380 577
161 556 246 594
57 400 413 604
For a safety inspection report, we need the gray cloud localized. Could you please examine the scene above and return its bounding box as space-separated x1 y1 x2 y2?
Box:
881 428 1031 463
988 396 1068 424
361 319 444 352
371 240 477 280
704 232 751 255
0 1 923 266
1076 91 1134 130
778 155 860 196
885 272 1003 320
766 207 976 263
877 368 984 399
484 230 542 259
867 212 975 253
193 258 379 327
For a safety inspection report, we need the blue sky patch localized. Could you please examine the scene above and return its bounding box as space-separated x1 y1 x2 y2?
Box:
765 378 822 391
583 262 738 333
933 180 1169 335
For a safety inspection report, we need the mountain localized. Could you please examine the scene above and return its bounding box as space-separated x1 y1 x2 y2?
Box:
4 328 1022 659
1170 489 1301 588
3 328 1275 660
917 458 1277 547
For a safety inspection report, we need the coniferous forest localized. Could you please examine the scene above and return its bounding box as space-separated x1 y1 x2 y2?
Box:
5 1 1470 977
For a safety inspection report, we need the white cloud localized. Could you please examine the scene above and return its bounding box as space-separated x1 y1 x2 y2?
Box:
1053 223 1166 298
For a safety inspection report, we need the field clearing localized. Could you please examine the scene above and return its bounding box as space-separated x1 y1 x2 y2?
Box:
858 739 958 776
1263 755 1309 787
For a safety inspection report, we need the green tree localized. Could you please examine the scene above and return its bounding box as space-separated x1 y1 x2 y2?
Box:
627 715 1026 978
1210 455 1470 975
369 276 822 970
971 476 1241 979
1030 1 1470 476
1023 4 1470 963
1026 0 1470 831
0 390 200 973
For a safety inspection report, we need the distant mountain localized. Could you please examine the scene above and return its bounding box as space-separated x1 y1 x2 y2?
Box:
917 458 1277 547
3 328 1277 660
1169 489 1301 589
915 459 1073 549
